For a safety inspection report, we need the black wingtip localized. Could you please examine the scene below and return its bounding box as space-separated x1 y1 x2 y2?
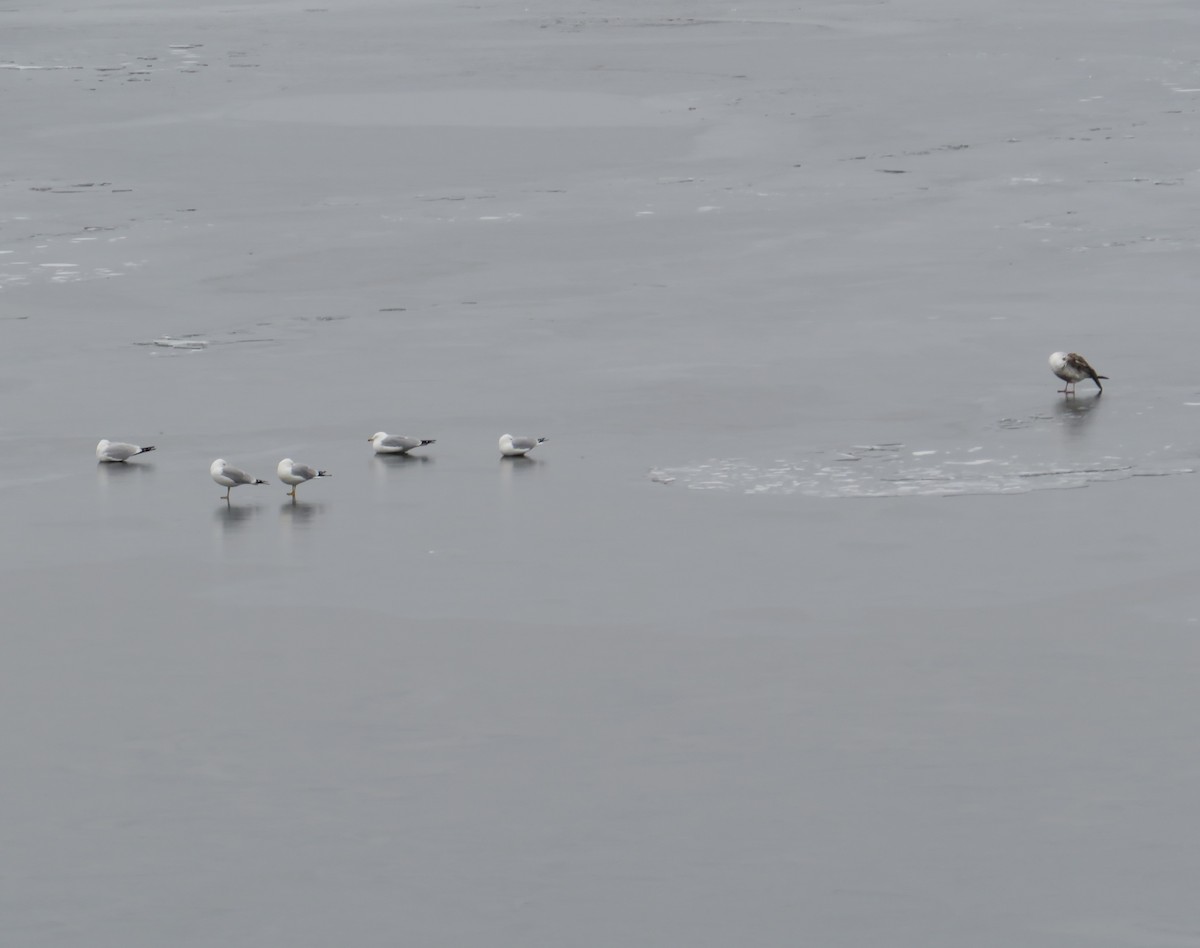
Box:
141 445 156 453
421 439 436 446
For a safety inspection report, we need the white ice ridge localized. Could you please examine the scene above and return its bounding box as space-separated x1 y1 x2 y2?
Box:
653 443 1195 498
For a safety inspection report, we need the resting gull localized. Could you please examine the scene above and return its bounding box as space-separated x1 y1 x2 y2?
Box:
369 432 436 455
276 458 331 500
499 434 547 457
96 439 155 462
210 458 268 501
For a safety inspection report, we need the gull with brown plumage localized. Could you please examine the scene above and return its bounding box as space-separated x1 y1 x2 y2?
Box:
1049 351 1107 396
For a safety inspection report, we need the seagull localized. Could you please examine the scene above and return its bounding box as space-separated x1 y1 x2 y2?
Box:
499 434 547 457
96 439 155 462
368 432 436 455
210 458 267 501
1049 351 1108 395
276 458 331 500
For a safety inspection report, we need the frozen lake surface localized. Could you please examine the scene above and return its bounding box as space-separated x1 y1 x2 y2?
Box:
5 1 1200 945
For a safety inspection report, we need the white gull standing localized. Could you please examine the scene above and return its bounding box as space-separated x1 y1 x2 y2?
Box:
499 433 547 457
210 458 268 501
276 458 331 500
368 432 436 455
96 439 155 462
1049 351 1108 396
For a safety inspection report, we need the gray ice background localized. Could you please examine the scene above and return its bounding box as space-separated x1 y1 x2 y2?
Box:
5 1 1200 944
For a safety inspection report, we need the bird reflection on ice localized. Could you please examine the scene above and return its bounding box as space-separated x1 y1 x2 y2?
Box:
279 501 324 526
213 503 258 530
1055 394 1103 438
